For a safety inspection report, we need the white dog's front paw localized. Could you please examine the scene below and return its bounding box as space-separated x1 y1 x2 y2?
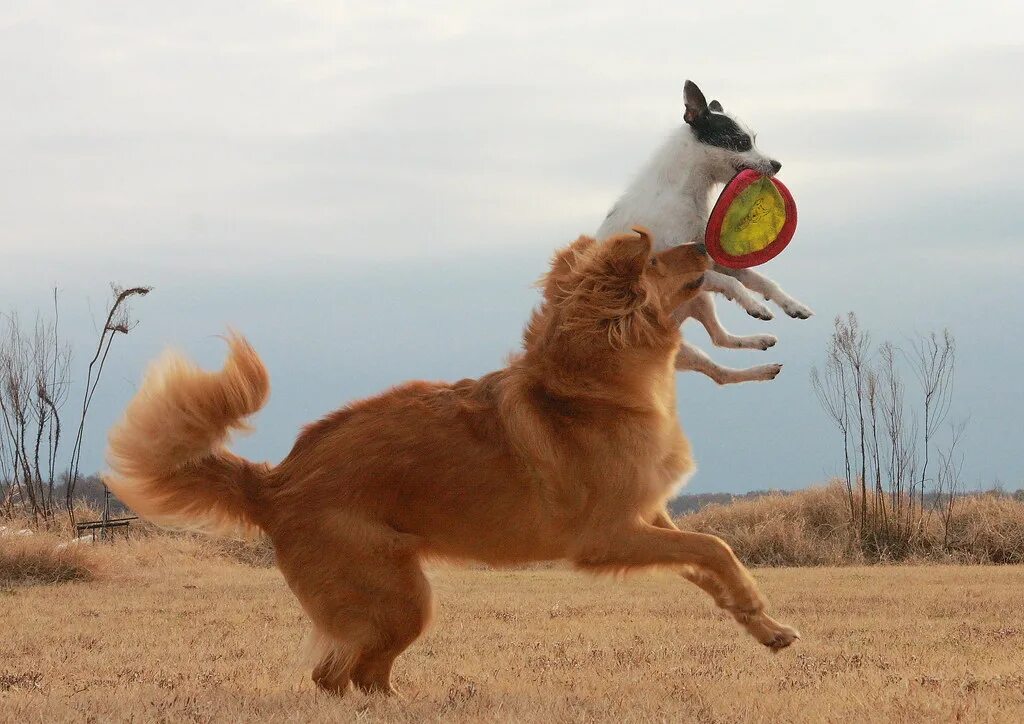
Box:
781 300 814 319
745 301 774 321
740 334 778 351
750 363 783 381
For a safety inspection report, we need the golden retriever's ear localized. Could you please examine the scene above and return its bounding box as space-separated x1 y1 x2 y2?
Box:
606 229 652 280
540 235 595 299
630 226 655 252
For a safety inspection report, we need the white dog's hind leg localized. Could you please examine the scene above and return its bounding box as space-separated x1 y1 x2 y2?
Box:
686 294 777 351
718 267 814 319
675 340 782 385
702 271 773 321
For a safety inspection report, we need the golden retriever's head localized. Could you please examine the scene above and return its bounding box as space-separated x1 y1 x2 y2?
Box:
607 227 711 320
526 228 709 356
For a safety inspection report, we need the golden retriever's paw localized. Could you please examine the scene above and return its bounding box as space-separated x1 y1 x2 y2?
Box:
764 624 800 652
742 612 800 652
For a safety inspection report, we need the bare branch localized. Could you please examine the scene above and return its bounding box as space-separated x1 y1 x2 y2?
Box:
65 284 152 525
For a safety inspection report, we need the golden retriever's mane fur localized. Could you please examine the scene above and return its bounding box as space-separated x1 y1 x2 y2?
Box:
525 234 677 360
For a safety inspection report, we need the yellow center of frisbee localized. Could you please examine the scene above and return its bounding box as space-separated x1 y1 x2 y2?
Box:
720 177 787 256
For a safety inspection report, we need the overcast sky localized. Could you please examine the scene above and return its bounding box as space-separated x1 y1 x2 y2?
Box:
2 1 1023 493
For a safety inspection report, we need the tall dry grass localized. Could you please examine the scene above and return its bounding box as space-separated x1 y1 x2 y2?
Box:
0 501 274 588
115 508 276 567
0 531 108 585
678 485 854 566
5 484 1023 586
678 483 1024 565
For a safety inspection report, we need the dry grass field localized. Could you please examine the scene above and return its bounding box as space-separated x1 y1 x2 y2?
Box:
2 538 1023 723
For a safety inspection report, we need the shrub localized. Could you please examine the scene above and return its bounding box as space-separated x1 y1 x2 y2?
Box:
677 483 1024 566
0 531 107 585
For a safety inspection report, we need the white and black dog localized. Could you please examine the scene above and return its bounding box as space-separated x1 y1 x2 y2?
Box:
598 80 812 385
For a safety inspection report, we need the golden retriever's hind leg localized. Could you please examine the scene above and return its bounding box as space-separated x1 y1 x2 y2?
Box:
280 518 430 697
305 627 357 696
351 656 397 696
350 554 433 696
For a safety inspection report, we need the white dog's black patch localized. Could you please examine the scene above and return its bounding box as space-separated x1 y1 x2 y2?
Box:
692 113 753 152
683 80 753 152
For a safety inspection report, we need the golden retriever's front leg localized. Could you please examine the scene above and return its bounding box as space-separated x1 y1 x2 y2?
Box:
647 510 798 649
648 510 734 607
578 521 799 651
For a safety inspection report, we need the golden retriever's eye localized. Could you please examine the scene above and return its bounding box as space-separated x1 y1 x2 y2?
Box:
649 257 658 268
685 274 706 290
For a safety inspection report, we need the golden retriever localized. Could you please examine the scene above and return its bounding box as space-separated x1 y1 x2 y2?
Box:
104 228 798 697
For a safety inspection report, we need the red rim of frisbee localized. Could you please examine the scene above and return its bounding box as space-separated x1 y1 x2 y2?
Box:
705 169 798 269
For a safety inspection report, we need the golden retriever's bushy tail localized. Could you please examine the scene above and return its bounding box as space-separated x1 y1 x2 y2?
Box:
104 333 271 537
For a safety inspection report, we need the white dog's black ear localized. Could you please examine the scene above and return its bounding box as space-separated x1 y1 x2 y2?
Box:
708 100 723 113
683 80 709 125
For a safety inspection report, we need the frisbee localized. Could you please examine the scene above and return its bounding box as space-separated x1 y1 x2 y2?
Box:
705 169 797 269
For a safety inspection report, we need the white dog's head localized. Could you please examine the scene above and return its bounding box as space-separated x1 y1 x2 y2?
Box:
683 80 781 184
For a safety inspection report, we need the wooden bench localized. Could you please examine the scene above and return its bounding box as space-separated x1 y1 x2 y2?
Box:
74 516 139 541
